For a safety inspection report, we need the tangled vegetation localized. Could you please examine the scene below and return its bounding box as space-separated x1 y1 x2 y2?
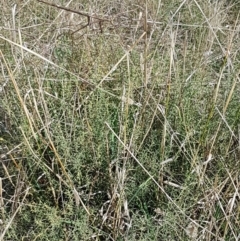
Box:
0 0 239 240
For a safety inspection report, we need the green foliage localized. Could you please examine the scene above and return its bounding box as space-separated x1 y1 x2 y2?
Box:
0 0 239 240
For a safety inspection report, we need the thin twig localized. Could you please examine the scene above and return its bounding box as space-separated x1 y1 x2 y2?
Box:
37 0 110 22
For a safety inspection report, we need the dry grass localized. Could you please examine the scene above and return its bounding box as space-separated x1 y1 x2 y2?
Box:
0 0 240 240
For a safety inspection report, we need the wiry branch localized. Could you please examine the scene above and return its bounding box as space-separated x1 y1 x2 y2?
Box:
37 0 111 27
